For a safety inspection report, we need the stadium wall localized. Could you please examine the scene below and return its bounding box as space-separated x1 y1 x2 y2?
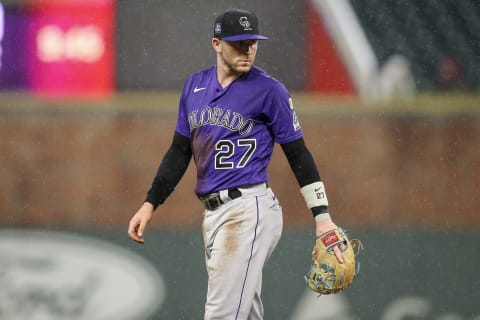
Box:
1 99 479 230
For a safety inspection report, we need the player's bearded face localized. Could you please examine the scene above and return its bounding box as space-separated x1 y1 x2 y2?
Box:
218 40 258 74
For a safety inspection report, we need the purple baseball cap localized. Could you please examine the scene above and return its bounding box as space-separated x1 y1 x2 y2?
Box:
213 9 269 41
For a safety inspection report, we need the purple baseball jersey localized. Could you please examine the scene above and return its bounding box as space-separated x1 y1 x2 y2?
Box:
175 65 303 196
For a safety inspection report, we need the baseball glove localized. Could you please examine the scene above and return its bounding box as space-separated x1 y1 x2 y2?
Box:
304 227 362 295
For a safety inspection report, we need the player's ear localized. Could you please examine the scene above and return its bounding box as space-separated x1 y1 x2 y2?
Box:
212 38 222 52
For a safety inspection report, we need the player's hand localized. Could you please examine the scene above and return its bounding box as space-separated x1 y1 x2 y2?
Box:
315 218 346 264
128 202 154 244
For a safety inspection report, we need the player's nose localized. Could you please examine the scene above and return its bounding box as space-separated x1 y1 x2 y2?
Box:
239 40 256 53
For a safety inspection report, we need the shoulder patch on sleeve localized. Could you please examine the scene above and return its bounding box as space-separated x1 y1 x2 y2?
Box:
289 98 301 131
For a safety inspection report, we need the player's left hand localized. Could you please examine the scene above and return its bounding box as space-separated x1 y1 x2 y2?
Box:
315 219 346 263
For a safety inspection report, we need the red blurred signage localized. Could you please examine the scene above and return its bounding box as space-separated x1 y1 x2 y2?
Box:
27 0 115 98
305 2 355 95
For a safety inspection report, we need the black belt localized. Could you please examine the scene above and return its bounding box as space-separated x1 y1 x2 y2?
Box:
199 188 242 211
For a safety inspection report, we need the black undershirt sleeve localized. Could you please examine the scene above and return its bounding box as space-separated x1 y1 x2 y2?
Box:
281 137 328 216
145 132 192 210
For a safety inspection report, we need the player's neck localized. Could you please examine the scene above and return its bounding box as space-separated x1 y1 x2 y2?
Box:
216 67 243 88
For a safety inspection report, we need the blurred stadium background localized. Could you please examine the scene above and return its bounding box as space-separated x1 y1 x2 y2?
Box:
0 0 479 319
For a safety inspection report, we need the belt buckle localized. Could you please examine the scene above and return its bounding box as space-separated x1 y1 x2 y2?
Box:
203 194 223 211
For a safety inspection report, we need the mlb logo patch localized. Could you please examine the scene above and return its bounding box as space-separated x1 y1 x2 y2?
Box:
215 23 222 35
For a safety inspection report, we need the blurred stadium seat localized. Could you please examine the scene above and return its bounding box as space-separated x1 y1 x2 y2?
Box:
350 0 480 91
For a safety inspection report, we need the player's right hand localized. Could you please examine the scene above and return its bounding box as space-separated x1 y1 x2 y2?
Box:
128 202 154 244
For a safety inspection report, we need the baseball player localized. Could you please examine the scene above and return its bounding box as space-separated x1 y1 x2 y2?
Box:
128 8 345 320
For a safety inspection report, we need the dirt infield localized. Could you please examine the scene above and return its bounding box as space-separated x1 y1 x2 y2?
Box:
1 92 479 229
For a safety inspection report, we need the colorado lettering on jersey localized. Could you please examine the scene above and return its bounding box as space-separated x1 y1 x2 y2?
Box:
188 106 255 136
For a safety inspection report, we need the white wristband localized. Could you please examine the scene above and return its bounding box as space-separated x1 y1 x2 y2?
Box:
314 212 331 222
300 181 329 209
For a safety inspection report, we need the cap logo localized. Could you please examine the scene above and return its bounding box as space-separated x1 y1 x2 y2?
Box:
214 22 222 35
239 17 252 31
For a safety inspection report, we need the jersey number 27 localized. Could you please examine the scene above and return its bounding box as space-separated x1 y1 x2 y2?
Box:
215 139 257 169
